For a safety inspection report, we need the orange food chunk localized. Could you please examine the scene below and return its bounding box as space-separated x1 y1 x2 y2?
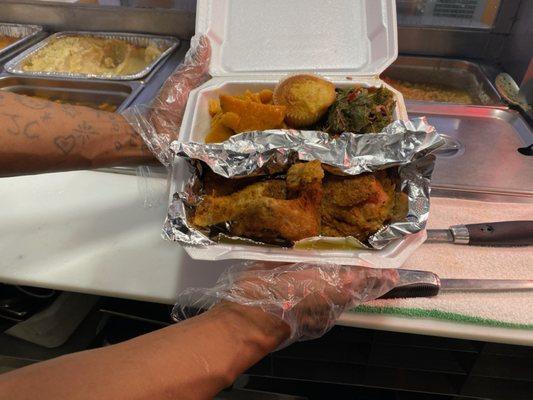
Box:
208 99 222 116
259 89 274 104
220 112 241 131
219 94 286 133
206 113 235 143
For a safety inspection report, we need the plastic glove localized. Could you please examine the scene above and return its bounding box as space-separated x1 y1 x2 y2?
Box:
173 262 398 348
123 35 211 166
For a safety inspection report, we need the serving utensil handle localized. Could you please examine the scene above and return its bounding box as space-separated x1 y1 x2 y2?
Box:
379 270 441 299
464 221 533 247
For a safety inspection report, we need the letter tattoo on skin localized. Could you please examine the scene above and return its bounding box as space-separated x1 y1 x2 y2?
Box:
1 113 39 138
22 120 40 139
1 113 22 135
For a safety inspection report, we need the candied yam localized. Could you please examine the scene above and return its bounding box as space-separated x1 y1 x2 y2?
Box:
220 112 241 131
206 113 235 143
208 99 222 116
219 95 286 133
259 89 274 104
243 90 262 103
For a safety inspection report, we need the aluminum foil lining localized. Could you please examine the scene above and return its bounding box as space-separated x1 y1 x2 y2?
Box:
165 117 444 250
0 23 43 58
4 31 179 81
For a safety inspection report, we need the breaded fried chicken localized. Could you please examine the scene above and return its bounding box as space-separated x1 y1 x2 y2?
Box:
193 160 324 242
320 171 396 240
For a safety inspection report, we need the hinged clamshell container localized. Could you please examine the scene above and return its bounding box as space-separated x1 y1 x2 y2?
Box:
174 0 424 268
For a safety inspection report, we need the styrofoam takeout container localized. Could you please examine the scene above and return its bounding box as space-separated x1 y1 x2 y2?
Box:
174 0 423 268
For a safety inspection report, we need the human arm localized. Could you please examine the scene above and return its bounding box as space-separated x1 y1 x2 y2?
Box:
0 302 288 400
0 35 211 177
0 263 397 400
0 91 154 177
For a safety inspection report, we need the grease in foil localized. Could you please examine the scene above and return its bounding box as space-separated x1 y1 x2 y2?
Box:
164 118 444 250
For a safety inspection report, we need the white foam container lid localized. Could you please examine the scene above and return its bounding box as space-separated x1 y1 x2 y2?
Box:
175 0 423 268
197 0 398 77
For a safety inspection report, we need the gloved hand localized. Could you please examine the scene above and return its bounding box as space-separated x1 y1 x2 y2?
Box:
173 262 398 348
123 35 211 166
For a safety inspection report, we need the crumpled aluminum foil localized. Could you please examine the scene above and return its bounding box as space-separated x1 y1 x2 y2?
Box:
164 118 444 250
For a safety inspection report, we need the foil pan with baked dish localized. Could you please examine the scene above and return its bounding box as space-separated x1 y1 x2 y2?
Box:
0 23 43 58
4 31 180 81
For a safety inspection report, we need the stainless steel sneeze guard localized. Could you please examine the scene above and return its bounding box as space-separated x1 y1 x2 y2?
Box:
164 118 444 250
4 31 180 81
0 22 43 58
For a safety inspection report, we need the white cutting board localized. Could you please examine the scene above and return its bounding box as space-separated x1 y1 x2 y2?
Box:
0 170 232 303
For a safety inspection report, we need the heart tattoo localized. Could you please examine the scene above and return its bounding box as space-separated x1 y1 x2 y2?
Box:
54 135 76 155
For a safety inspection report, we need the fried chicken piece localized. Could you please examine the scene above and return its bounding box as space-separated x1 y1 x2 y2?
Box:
202 169 266 197
320 171 396 241
193 161 324 242
392 191 409 222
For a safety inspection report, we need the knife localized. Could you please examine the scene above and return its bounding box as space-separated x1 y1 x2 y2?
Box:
425 220 533 247
380 269 533 299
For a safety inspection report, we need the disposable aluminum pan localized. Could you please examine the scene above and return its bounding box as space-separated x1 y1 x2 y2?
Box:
0 23 43 58
4 31 180 81
164 118 445 268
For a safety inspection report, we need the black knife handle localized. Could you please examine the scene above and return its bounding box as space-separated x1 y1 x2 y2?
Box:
379 283 440 299
465 221 533 247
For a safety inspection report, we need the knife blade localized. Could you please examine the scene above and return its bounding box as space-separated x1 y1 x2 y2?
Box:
379 269 533 299
426 220 533 246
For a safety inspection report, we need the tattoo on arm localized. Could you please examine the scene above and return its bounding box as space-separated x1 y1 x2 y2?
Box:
54 135 76 155
41 111 52 122
73 121 98 144
1 112 40 139
53 120 99 154
2 92 152 172
1 112 22 135
23 120 40 139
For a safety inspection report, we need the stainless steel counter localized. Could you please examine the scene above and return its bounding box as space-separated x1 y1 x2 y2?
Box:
409 104 533 203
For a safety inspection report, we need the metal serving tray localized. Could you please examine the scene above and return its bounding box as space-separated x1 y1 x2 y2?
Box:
383 56 503 106
409 104 533 201
0 23 43 58
4 31 180 81
0 75 141 112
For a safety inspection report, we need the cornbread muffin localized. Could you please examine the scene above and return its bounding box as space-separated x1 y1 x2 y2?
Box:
273 74 336 128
